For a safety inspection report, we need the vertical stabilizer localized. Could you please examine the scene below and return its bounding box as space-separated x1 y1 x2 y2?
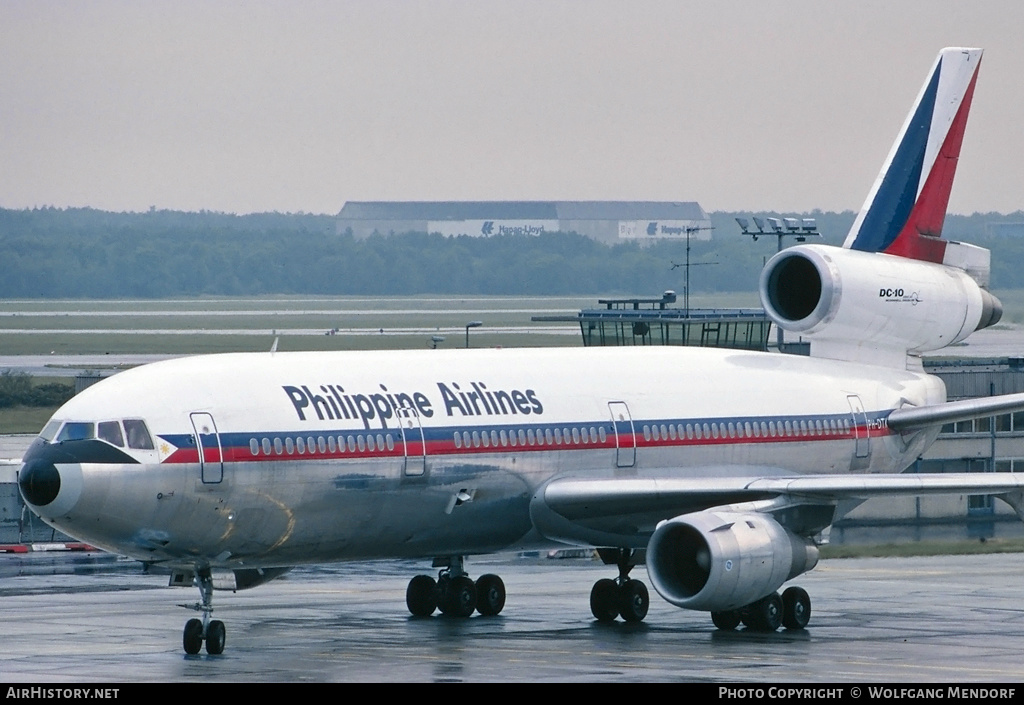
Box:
843 48 982 264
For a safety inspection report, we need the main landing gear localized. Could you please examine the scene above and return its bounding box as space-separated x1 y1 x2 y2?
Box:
181 566 226 655
589 548 650 623
406 556 506 618
711 586 811 632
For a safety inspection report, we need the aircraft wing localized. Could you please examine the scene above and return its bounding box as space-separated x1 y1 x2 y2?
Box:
888 392 1024 431
532 472 1024 547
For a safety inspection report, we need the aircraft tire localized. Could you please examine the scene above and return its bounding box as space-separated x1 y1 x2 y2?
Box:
590 578 620 622
206 620 226 655
406 575 439 617
475 574 506 616
183 618 203 655
744 593 783 632
618 579 649 622
439 575 477 618
711 610 742 630
782 586 811 630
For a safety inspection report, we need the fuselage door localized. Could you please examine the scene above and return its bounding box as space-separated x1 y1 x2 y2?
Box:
847 394 870 469
190 412 223 484
608 401 636 468
397 406 426 477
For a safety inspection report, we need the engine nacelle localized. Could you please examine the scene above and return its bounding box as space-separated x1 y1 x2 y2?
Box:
646 510 818 612
759 245 1001 361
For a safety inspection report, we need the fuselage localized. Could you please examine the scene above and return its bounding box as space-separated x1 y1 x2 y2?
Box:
19 346 944 570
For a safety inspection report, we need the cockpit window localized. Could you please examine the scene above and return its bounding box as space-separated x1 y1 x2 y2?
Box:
98 421 125 447
124 419 155 450
40 419 62 442
56 422 95 442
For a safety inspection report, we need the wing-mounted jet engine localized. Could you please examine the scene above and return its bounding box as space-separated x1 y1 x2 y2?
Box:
646 509 819 630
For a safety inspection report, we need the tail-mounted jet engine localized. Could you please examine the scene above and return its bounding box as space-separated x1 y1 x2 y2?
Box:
759 244 1001 359
645 509 818 613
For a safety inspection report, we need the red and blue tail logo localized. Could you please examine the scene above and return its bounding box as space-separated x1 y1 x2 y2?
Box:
843 48 982 263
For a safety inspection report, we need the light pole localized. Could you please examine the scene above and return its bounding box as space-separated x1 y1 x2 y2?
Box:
736 216 822 350
465 320 483 348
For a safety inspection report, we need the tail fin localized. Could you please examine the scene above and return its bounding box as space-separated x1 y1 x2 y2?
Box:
843 48 982 263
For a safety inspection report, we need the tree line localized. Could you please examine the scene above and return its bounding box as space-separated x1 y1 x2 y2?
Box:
0 371 74 409
1 206 1022 298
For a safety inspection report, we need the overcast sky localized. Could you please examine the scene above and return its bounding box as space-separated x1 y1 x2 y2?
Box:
2 0 1022 216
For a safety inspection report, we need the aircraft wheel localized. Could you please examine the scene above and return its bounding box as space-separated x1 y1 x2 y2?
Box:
406 575 439 617
618 579 649 623
183 618 203 655
782 586 811 630
590 578 620 622
711 610 742 630
205 619 226 655
439 575 477 618
744 592 783 632
475 574 506 616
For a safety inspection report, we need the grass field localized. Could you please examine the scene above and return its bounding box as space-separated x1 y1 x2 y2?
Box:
0 292 765 355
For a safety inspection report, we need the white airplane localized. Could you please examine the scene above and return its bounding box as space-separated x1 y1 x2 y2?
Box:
18 47 1024 656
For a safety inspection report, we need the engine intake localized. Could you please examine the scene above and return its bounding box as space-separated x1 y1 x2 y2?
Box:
646 510 818 612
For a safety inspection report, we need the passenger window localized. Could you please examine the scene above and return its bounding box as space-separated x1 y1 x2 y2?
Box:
57 422 95 442
98 421 125 447
249 439 260 455
123 419 155 450
263 438 272 455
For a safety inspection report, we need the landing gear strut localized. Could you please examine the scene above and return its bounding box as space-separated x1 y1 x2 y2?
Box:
710 585 811 632
181 566 226 655
590 548 649 623
405 556 506 618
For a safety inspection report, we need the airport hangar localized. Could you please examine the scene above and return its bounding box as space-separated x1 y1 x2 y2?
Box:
335 201 712 244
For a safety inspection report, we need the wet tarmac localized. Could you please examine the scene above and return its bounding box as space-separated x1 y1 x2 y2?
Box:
1 552 1023 683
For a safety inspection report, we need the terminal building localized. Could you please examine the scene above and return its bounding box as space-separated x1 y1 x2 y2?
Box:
336 201 711 245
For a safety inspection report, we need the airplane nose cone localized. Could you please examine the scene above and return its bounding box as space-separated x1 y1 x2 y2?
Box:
18 456 83 518
19 459 61 507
